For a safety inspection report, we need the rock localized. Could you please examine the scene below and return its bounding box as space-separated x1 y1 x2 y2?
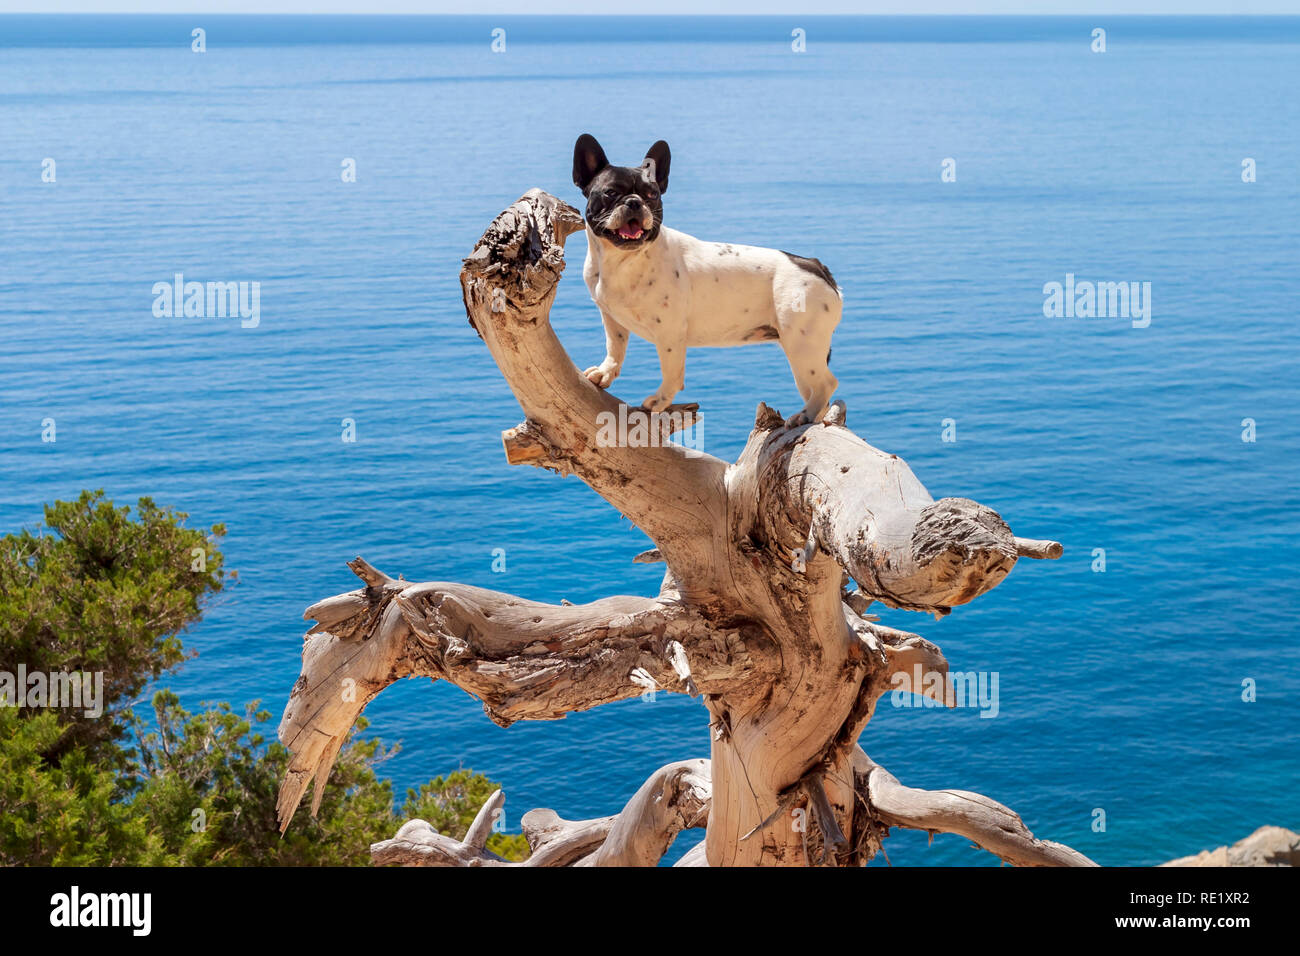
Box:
1161 825 1300 867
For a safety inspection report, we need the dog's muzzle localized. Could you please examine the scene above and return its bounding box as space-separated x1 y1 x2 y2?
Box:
606 201 654 241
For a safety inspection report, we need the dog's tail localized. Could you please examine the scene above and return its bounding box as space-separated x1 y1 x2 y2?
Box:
782 251 840 296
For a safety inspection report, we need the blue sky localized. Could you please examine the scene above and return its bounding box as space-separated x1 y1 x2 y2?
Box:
0 2 1292 14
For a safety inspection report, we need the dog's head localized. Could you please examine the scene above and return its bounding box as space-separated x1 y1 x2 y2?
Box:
573 134 670 249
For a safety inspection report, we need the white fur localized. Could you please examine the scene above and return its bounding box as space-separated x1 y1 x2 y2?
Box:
582 225 842 425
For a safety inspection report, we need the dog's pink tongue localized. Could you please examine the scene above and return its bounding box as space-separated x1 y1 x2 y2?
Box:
618 223 643 239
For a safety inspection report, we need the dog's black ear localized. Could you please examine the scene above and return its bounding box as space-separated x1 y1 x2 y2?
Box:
643 140 671 194
573 134 609 193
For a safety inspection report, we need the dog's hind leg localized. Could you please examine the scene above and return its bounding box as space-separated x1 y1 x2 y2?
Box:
778 307 839 427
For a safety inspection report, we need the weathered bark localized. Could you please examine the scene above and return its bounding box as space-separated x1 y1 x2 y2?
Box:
277 188 1092 867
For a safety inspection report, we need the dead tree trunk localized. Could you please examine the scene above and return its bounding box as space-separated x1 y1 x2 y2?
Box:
276 189 1094 868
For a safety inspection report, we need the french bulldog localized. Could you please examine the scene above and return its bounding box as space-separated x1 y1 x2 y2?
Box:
573 133 842 427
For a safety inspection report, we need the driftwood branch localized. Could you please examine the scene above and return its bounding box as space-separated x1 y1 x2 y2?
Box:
277 189 1086 868
370 760 710 867
276 561 776 833
853 749 1097 867
462 189 728 589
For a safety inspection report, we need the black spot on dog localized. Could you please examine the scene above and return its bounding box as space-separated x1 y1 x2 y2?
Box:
782 252 838 291
827 347 833 364
745 325 780 342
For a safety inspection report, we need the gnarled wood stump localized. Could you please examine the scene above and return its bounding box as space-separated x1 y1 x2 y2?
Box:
276 189 1093 868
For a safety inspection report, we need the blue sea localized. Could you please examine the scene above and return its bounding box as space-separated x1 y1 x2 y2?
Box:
1 15 1297 866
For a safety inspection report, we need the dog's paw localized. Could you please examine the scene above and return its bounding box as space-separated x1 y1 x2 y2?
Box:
786 401 832 429
584 364 619 389
642 394 673 414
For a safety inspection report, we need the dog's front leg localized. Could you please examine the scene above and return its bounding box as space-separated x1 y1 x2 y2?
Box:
643 339 686 414
583 310 629 389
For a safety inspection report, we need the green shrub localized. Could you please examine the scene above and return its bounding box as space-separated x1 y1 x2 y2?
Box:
0 491 528 865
